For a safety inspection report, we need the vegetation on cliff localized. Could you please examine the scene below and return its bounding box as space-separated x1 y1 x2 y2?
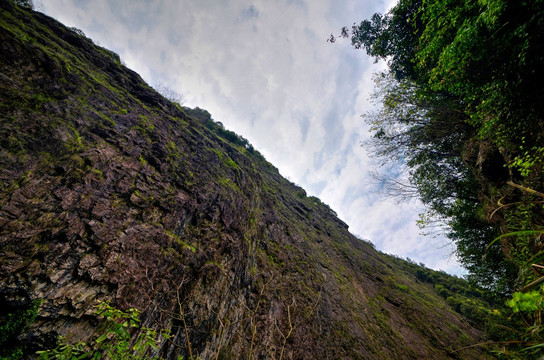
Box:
332 0 544 356
0 0 511 358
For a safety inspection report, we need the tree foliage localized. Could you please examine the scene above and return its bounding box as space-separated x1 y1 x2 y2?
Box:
342 0 544 354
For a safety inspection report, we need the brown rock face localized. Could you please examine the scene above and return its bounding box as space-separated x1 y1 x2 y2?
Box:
0 2 493 359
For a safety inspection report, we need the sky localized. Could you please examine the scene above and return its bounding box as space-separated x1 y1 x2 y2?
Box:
38 0 464 275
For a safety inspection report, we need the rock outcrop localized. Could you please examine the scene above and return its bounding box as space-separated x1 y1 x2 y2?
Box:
0 2 493 359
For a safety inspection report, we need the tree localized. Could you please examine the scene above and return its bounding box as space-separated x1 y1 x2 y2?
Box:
364 71 469 220
363 71 516 293
335 0 422 80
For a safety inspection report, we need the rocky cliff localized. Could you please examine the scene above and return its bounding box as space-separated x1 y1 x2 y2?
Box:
0 2 494 359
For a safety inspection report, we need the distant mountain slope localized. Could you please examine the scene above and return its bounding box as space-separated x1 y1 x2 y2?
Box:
0 2 493 359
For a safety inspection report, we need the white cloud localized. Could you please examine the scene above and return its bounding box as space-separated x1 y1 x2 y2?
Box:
41 0 463 275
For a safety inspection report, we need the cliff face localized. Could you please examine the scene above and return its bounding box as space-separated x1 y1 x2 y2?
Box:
0 2 492 359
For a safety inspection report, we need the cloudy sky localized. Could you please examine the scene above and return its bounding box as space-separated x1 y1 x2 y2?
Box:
38 0 463 275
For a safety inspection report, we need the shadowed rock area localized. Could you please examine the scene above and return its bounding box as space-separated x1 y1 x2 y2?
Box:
0 2 494 359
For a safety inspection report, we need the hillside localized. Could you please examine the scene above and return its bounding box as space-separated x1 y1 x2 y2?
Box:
0 2 494 359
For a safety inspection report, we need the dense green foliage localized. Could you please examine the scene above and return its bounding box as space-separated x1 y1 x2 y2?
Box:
0 299 41 359
340 0 544 355
37 302 169 360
